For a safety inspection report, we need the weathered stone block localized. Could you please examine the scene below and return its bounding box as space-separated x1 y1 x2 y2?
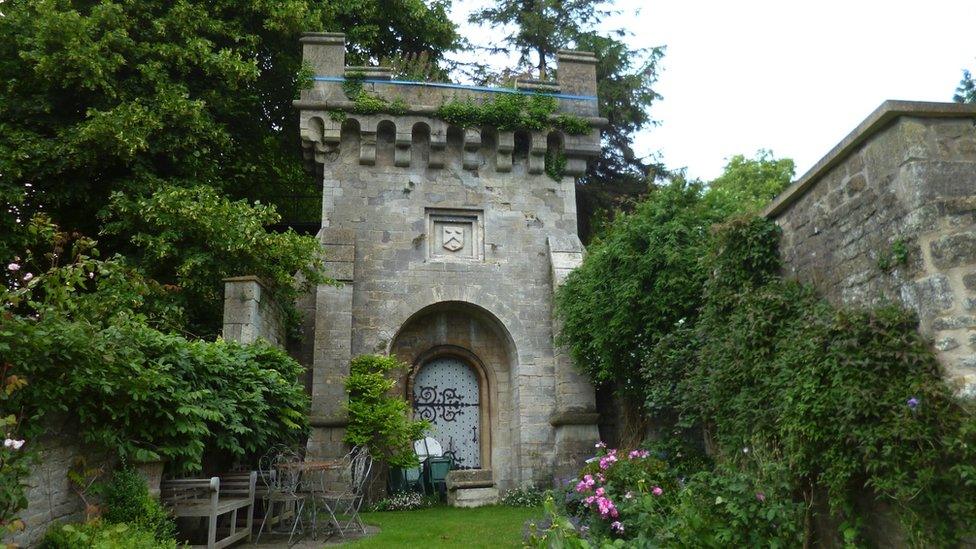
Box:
929 230 976 270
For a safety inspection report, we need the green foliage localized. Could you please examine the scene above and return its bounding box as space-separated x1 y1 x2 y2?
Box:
41 520 176 549
435 93 583 133
702 151 794 218
953 69 976 103
554 114 593 136
343 71 368 99
101 185 327 337
3 218 309 472
0 361 30 538
344 355 428 468
641 217 976 545
101 469 176 542
877 237 910 272
545 148 568 181
556 178 718 392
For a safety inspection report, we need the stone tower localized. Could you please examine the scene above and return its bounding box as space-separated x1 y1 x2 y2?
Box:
294 32 602 489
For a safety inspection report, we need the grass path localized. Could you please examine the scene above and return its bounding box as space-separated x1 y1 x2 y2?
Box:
341 505 542 548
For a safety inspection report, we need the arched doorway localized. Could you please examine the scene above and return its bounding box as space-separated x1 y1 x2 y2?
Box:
412 355 482 469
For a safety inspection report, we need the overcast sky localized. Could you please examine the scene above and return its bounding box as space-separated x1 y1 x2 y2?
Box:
451 0 976 181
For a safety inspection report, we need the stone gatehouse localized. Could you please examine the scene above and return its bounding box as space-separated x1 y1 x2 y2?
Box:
291 32 601 490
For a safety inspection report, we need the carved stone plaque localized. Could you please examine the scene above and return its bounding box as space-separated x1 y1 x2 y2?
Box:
442 226 465 251
427 209 483 261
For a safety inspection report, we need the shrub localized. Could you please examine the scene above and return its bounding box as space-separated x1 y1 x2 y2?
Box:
101 469 176 542
501 485 547 508
3 218 309 472
344 355 429 468
370 491 435 512
40 520 176 549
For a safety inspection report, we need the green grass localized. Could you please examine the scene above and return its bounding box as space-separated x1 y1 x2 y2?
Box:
341 505 542 548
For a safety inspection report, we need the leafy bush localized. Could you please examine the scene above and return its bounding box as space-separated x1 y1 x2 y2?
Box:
101 469 176 542
344 355 428 468
0 361 30 537
3 218 309 472
371 491 436 512
501 485 547 508
40 520 176 549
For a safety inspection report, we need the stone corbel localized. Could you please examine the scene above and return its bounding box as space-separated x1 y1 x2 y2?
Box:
496 131 514 173
428 120 448 169
463 129 482 170
528 131 547 174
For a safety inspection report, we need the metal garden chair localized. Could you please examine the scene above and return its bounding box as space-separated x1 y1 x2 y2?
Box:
309 446 373 538
254 446 309 545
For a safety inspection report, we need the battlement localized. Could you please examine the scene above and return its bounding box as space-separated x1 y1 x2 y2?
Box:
295 32 603 177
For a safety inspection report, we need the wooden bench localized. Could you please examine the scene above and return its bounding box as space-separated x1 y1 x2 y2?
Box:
161 472 257 549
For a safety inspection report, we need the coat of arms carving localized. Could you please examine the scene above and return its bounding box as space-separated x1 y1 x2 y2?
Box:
442 226 464 252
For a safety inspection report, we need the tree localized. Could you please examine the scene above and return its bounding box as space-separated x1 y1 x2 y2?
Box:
468 0 612 79
953 69 976 103
0 0 458 331
702 150 794 218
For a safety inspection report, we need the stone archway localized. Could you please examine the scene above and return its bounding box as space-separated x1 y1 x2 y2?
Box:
389 301 516 486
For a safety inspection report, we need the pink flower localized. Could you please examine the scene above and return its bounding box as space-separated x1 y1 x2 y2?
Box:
4 438 25 450
22 272 33 282
652 486 663 496
595 441 606 449
628 449 650 459
611 521 624 533
756 492 766 502
624 491 633 500
595 487 605 497
7 263 19 272
596 473 605 482
599 452 618 470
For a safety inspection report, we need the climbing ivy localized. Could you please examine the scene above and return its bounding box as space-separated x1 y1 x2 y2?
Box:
545 148 567 181
436 93 590 135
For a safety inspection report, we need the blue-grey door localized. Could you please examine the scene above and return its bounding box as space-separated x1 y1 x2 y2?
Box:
412 357 481 469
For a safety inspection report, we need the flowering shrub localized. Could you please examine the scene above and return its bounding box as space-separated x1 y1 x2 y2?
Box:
0 360 30 538
501 485 547 508
536 442 803 547
370 491 436 512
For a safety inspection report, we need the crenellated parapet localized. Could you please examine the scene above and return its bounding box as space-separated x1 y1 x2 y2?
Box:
294 33 604 179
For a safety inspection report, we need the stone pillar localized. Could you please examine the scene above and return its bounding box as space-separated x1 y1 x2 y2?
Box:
556 50 599 116
306 228 356 459
547 235 600 483
300 32 345 103
222 276 285 348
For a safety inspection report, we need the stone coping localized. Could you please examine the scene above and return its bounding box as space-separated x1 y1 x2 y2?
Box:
309 415 349 428
549 410 600 426
763 100 976 218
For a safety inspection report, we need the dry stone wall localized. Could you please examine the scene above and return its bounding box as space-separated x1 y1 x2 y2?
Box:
767 101 976 395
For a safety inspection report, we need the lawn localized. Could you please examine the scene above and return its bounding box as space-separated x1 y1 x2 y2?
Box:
342 505 543 548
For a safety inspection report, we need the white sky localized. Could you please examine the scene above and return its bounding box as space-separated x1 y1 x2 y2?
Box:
451 0 976 181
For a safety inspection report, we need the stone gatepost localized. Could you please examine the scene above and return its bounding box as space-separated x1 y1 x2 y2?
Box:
221 276 286 348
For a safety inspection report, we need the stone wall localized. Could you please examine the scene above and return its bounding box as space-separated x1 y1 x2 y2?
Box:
295 32 601 488
5 425 111 548
766 100 976 396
